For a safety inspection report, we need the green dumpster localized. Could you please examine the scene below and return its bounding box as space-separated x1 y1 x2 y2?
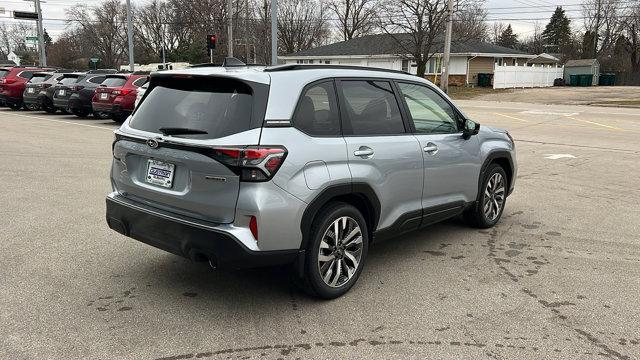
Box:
578 74 593 86
599 73 616 86
569 74 579 86
477 73 493 87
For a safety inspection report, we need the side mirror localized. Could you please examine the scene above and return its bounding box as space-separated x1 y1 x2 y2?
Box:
462 119 480 140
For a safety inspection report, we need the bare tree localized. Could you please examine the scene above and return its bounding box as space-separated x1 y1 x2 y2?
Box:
490 22 506 44
452 1 488 42
329 0 377 41
582 0 625 57
0 23 36 57
622 3 640 73
378 0 449 77
278 0 329 54
67 0 129 68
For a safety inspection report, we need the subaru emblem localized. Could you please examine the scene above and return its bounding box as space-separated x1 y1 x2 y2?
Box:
146 138 159 148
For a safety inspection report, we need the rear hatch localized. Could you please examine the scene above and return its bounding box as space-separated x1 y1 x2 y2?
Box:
111 74 271 223
94 75 128 104
53 75 82 100
24 73 50 96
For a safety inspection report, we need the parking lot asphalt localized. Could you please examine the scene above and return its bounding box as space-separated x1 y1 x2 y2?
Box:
1 102 639 360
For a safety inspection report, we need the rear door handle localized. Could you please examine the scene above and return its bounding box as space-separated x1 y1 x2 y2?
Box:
423 143 438 154
354 146 374 158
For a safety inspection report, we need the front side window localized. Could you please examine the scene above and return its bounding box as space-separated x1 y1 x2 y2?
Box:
293 81 340 136
340 80 405 135
397 82 459 134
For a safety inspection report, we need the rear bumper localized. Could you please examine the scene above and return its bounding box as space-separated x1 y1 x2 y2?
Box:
0 94 21 105
93 102 131 116
53 97 71 109
105 193 298 269
68 97 92 111
23 93 40 105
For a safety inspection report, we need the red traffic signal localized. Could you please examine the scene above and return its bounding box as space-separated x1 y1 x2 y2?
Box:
207 35 217 50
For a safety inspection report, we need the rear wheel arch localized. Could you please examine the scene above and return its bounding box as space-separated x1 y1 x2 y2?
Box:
300 183 380 250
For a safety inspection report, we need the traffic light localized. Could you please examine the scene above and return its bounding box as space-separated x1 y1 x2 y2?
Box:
207 34 217 50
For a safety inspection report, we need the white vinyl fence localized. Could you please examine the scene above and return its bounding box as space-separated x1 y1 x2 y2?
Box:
493 64 564 89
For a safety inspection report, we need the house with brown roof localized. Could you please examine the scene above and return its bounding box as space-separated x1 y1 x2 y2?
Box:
278 33 535 86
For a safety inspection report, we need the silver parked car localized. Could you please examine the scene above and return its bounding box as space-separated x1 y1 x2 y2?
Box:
106 61 517 299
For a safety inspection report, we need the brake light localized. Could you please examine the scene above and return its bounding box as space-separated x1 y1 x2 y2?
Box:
249 216 258 240
1 78 16 84
113 89 135 96
206 146 287 182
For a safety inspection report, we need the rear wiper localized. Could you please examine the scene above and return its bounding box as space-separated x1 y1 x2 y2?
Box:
158 127 208 136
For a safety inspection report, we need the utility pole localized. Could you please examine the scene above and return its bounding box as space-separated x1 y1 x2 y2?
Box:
32 0 46 66
245 0 250 63
227 0 233 57
126 0 134 71
270 0 277 65
440 0 454 93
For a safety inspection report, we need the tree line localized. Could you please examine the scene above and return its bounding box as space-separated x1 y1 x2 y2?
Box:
1 0 639 80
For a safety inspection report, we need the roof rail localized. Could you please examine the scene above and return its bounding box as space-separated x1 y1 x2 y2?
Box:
264 64 411 75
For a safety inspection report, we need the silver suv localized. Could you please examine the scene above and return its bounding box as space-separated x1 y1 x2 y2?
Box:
106 62 516 299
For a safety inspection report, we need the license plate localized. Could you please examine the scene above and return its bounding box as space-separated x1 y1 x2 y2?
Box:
146 159 175 188
58 89 65 96
28 88 34 93
100 93 108 100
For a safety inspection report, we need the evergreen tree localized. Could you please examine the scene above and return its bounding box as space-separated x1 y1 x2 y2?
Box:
497 24 518 49
542 7 572 51
43 29 53 47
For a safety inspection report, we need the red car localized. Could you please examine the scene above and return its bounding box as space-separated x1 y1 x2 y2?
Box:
92 73 148 122
0 66 49 110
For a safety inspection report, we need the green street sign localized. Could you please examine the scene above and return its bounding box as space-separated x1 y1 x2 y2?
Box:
26 36 38 41
90 58 100 63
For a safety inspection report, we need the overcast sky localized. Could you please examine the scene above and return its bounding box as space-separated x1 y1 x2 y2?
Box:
0 0 588 41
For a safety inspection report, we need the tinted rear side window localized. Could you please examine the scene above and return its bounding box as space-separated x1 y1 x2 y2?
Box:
60 76 79 85
29 74 50 83
129 77 254 139
88 76 106 84
19 71 34 79
293 81 340 136
102 77 127 87
339 80 405 135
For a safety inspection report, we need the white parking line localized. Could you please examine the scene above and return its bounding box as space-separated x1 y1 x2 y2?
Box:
0 111 115 131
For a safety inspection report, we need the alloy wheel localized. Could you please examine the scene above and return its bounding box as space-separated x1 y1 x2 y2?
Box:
317 216 363 288
483 172 505 221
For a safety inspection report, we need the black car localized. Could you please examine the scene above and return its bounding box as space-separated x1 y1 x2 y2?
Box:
67 72 116 117
38 72 77 113
23 72 55 110
52 73 86 113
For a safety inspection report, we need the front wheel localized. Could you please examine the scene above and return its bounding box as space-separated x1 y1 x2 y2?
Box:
465 163 508 228
301 203 368 299
7 102 21 110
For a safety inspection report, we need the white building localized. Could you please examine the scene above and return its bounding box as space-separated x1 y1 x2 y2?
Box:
279 33 535 86
7 51 20 66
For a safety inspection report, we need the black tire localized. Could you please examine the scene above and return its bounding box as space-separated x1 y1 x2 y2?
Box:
72 109 89 118
7 102 21 111
93 111 110 119
43 104 56 113
24 103 40 111
60 108 70 114
299 202 369 299
464 163 508 228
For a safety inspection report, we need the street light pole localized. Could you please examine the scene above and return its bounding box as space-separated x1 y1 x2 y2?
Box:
34 0 46 66
440 0 454 93
227 0 233 57
126 0 134 71
270 0 277 65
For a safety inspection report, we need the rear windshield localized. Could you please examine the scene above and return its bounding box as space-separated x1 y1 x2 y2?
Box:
0 69 9 78
129 77 253 139
102 77 127 87
29 74 50 83
59 76 79 85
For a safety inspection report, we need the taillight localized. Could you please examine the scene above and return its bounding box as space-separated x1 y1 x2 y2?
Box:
1 78 16 84
206 146 287 182
113 89 134 96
